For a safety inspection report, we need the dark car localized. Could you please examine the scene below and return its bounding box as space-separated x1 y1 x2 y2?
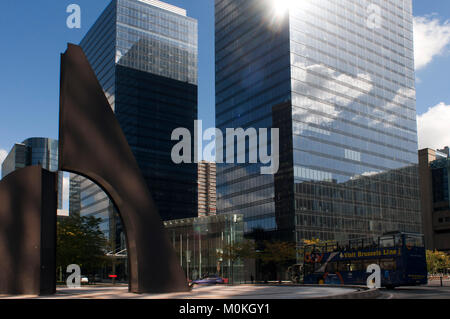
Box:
191 275 225 285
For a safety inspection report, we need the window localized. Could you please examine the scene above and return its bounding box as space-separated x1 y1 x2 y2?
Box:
379 259 396 271
350 260 363 271
338 262 350 272
380 236 395 248
405 235 424 248
326 262 337 273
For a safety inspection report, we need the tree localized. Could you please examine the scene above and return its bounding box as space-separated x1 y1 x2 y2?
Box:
217 240 256 284
57 213 109 281
426 250 450 274
260 241 297 283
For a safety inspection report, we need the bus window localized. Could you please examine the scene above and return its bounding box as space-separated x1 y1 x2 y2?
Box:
326 262 337 273
379 259 396 271
326 243 338 253
350 260 363 271
405 235 424 248
394 234 403 247
313 262 324 272
304 264 314 275
338 263 350 272
380 236 394 248
349 239 364 250
364 237 378 249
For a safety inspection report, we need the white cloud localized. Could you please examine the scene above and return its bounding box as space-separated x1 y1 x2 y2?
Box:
417 102 450 149
292 62 373 133
414 16 450 70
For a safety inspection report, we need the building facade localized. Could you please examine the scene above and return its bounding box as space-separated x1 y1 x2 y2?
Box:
70 0 198 245
2 137 63 208
164 213 244 283
89 213 245 283
419 148 450 253
215 0 421 245
198 161 217 217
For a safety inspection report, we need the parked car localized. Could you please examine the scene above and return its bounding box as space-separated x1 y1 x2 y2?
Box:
81 276 89 284
191 275 225 285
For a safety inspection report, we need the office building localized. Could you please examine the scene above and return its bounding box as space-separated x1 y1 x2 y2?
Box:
419 148 450 253
92 212 245 282
1 137 63 208
198 161 217 217
164 213 244 283
215 0 421 246
68 173 81 216
70 0 198 244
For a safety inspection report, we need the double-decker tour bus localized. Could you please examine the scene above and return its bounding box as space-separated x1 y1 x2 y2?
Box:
289 232 427 288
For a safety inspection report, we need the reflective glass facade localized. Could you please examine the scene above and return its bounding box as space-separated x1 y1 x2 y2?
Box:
71 0 198 244
164 214 244 283
69 174 116 236
1 143 28 179
216 0 291 237
215 0 421 244
1 138 63 208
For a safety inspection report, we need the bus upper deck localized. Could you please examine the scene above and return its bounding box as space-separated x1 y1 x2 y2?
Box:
292 232 427 288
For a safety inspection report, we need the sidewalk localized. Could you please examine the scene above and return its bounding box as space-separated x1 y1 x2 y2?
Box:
428 278 450 287
2 285 361 299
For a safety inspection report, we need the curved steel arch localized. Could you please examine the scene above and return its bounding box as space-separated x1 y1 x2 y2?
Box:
59 44 188 293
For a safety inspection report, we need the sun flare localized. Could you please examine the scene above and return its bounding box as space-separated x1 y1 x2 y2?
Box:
273 0 296 16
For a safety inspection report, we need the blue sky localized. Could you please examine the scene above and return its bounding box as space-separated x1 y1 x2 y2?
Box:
0 0 449 170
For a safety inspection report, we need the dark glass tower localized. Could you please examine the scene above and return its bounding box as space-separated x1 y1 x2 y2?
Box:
215 0 421 243
1 137 63 208
71 0 198 240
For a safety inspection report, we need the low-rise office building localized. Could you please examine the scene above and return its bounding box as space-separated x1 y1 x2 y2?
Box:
419 147 450 253
165 213 244 283
96 213 245 283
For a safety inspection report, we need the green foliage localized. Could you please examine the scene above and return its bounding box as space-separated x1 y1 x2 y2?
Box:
216 240 256 284
57 213 109 276
426 250 450 274
260 241 297 265
260 241 297 282
217 240 256 263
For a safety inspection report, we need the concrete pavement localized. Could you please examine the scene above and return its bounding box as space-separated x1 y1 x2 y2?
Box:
1 285 359 299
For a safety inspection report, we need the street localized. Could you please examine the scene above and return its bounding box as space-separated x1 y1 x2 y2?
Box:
379 284 450 299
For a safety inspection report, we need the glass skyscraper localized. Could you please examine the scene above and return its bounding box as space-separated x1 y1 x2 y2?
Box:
215 0 421 244
71 0 198 243
2 137 63 208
